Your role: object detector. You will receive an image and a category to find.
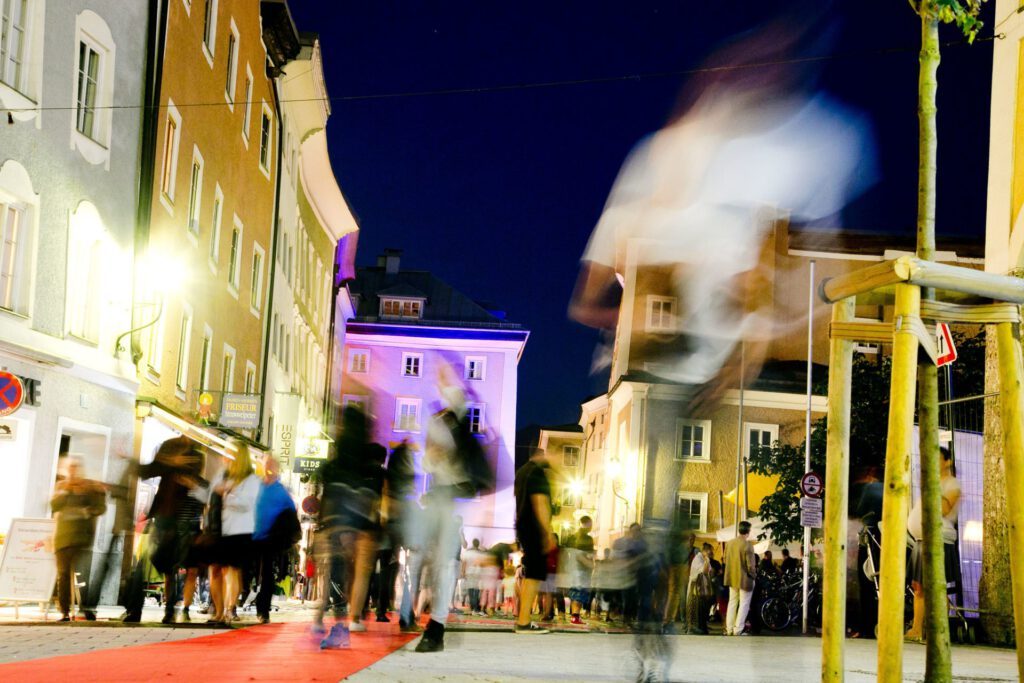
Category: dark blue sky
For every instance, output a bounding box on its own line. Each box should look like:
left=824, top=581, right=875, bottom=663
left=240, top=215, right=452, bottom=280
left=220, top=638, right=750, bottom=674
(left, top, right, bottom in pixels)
left=288, top=1, right=994, bottom=429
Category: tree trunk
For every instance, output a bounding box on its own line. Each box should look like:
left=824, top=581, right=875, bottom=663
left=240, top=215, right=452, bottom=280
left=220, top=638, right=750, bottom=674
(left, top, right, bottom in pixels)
left=981, top=327, right=1016, bottom=644
left=916, top=15, right=952, bottom=681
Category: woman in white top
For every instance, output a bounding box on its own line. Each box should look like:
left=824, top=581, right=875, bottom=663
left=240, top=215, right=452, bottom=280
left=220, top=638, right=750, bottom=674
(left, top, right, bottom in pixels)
left=208, top=440, right=261, bottom=624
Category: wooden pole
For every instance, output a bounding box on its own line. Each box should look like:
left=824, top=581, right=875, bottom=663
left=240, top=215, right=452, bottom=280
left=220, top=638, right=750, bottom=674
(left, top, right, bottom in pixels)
left=822, top=297, right=854, bottom=682
left=995, top=321, right=1024, bottom=680
left=877, top=283, right=920, bottom=683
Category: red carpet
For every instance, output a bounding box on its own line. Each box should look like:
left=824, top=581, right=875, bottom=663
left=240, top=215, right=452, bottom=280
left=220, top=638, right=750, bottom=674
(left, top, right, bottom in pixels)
left=0, top=622, right=416, bottom=682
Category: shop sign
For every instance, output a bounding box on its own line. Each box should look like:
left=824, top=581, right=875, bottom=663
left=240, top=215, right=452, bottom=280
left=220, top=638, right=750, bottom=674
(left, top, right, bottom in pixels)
left=293, top=456, right=324, bottom=475
left=0, top=419, right=16, bottom=441
left=219, top=393, right=260, bottom=429
left=275, top=394, right=300, bottom=468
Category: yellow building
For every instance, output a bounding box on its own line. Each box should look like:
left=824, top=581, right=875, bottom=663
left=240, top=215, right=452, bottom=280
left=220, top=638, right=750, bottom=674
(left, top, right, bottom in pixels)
left=131, top=0, right=298, bottom=460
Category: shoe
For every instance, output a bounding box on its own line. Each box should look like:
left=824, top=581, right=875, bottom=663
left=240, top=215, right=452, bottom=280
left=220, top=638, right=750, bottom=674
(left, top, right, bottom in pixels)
left=320, top=623, right=350, bottom=649
left=161, top=611, right=175, bottom=625
left=180, top=607, right=191, bottom=623
left=514, top=623, right=550, bottom=634
left=570, top=615, right=583, bottom=625
left=415, top=619, right=445, bottom=653
left=59, top=614, right=71, bottom=622
left=375, top=614, right=390, bottom=623
left=120, top=612, right=141, bottom=623
left=400, top=619, right=423, bottom=633
left=83, top=611, right=97, bottom=622
left=349, top=621, right=367, bottom=632
left=257, top=614, right=269, bottom=625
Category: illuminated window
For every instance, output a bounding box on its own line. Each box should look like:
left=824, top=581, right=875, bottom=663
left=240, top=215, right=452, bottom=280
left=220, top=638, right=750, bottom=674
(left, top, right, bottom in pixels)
left=676, top=419, right=711, bottom=462
left=65, top=202, right=105, bottom=341
left=465, top=356, right=485, bottom=381
left=348, top=349, right=369, bottom=374
left=224, top=19, right=238, bottom=105
left=401, top=352, right=422, bottom=378
left=227, top=215, right=242, bottom=292
left=563, top=445, right=580, bottom=468
left=159, top=101, right=182, bottom=205
left=186, top=147, right=204, bottom=235
left=395, top=397, right=421, bottom=433
left=244, top=361, right=256, bottom=393
left=676, top=492, right=708, bottom=532
left=241, top=65, right=253, bottom=140
left=259, top=103, right=272, bottom=174
left=646, top=295, right=675, bottom=332
left=198, top=327, right=212, bottom=391
left=208, top=184, right=222, bottom=267
left=249, top=243, right=264, bottom=314
left=221, top=344, right=235, bottom=393
left=381, top=297, right=423, bottom=320
left=175, top=304, right=193, bottom=393
left=467, top=404, right=484, bottom=434
left=201, top=0, right=217, bottom=58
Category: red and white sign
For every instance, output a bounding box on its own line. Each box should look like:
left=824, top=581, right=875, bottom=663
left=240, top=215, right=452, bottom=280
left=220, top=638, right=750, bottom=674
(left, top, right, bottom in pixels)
left=936, top=323, right=957, bottom=367
left=0, top=372, right=24, bottom=417
left=800, top=471, right=824, bottom=499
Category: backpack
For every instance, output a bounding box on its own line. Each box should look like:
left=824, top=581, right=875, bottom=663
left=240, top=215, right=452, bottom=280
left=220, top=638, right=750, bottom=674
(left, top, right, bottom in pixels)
left=452, top=412, right=494, bottom=496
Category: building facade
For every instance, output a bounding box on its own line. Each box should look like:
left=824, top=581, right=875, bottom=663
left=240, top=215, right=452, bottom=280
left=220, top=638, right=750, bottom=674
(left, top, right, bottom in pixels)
left=339, top=251, right=528, bottom=545
left=263, top=33, right=358, bottom=493
left=0, top=0, right=148, bottom=589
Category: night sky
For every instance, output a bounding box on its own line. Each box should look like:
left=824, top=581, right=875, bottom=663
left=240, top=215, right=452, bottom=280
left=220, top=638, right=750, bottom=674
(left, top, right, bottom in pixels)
left=287, top=1, right=995, bottom=429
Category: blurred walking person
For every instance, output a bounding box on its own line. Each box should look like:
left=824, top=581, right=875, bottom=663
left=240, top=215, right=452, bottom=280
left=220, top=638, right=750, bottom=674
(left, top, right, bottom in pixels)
left=253, top=456, right=300, bottom=623
left=51, top=457, right=107, bottom=621
left=686, top=543, right=713, bottom=634
left=209, top=440, right=260, bottom=624
left=514, top=447, right=554, bottom=635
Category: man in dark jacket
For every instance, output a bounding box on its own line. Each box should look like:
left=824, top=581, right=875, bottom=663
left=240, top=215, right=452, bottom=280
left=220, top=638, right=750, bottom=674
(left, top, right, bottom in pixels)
left=51, top=457, right=107, bottom=621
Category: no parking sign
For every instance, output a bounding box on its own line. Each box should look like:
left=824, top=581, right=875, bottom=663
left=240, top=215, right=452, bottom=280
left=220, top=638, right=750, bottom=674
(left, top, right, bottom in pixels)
left=0, top=372, right=24, bottom=417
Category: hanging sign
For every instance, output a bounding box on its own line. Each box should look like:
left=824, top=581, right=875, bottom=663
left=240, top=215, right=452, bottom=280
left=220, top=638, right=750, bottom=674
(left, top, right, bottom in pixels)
left=936, top=323, right=957, bottom=367
left=0, top=372, right=24, bottom=417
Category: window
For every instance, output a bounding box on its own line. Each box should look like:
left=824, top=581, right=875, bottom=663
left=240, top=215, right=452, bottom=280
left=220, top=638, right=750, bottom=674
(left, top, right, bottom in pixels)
left=186, top=147, right=203, bottom=236
left=175, top=304, right=193, bottom=393
left=381, top=297, right=423, bottom=319
left=467, top=404, right=484, bottom=434
left=646, top=295, right=676, bottom=332
left=343, top=395, right=368, bottom=412
left=198, top=326, right=212, bottom=391
left=71, top=12, right=115, bottom=166
left=0, top=160, right=36, bottom=317
left=676, top=492, right=708, bottom=532
left=348, top=348, right=369, bottom=374
left=1, top=0, right=28, bottom=92
left=244, top=361, right=256, bottom=394
left=221, top=344, right=235, bottom=393
left=146, top=300, right=164, bottom=376
left=401, top=352, right=422, bottom=378
left=745, top=423, right=779, bottom=459
left=227, top=215, right=242, bottom=293
left=224, top=20, right=238, bottom=105
left=159, top=100, right=182, bottom=208
left=241, top=65, right=253, bottom=141
left=201, top=0, right=217, bottom=59
left=65, top=202, right=106, bottom=341
left=74, top=42, right=99, bottom=139
left=259, top=103, right=272, bottom=175
left=395, top=398, right=421, bottom=433
left=249, top=243, right=264, bottom=314
left=465, top=356, right=485, bottom=381
left=208, top=184, right=222, bottom=268
left=676, top=418, right=711, bottom=461
left=563, top=445, right=580, bottom=468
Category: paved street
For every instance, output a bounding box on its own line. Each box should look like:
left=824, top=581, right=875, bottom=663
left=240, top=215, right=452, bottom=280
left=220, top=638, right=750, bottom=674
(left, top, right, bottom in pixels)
left=0, top=613, right=1016, bottom=682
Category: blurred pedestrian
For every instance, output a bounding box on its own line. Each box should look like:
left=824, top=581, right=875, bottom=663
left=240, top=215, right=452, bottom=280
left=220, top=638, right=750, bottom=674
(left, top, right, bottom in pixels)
left=209, top=440, right=260, bottom=625
left=253, top=456, right=300, bottom=624
left=686, top=543, right=713, bottom=634
left=514, top=447, right=555, bottom=635
left=566, top=516, right=595, bottom=624
left=50, top=457, right=107, bottom=621
left=724, top=520, right=756, bottom=636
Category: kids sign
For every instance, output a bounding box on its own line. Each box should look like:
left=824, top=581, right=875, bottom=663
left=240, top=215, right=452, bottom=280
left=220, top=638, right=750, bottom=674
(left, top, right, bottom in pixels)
left=0, top=372, right=25, bottom=417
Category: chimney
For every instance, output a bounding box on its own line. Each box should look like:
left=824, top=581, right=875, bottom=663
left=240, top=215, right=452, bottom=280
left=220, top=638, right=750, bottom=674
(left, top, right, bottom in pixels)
left=382, top=248, right=402, bottom=275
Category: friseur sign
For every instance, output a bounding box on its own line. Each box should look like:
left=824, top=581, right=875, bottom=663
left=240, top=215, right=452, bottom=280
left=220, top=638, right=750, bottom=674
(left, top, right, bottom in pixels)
left=219, top=393, right=260, bottom=429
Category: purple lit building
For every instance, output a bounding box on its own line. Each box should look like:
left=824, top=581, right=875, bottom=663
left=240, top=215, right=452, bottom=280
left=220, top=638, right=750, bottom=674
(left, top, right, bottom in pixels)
left=336, top=250, right=529, bottom=545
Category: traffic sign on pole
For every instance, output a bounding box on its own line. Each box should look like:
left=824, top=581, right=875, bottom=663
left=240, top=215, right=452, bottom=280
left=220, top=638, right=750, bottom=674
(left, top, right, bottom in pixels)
left=0, top=372, right=24, bottom=417
left=800, top=471, right=824, bottom=499
left=936, top=323, right=957, bottom=367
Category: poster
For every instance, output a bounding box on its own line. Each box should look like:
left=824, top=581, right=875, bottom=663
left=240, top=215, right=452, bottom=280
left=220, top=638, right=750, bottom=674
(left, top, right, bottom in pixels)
left=0, top=518, right=57, bottom=601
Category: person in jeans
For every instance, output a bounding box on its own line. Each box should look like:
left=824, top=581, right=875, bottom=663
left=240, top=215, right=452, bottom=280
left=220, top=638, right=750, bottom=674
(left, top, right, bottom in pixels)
left=50, top=457, right=107, bottom=621
left=253, top=456, right=299, bottom=624
left=724, top=520, right=757, bottom=635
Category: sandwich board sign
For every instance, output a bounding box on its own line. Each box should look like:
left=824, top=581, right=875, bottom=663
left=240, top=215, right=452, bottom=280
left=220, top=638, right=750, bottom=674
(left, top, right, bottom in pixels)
left=0, top=518, right=57, bottom=616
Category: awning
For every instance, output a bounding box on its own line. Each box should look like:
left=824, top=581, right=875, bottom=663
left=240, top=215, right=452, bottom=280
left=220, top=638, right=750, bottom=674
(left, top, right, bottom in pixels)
left=137, top=399, right=267, bottom=460
left=723, top=472, right=781, bottom=512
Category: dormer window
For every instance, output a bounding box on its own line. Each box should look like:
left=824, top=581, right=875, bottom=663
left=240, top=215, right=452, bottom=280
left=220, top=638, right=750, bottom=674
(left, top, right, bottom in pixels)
left=381, top=297, right=424, bottom=320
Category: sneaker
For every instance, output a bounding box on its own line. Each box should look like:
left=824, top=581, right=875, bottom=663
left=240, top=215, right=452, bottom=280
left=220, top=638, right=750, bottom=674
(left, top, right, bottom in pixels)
left=83, top=611, right=97, bottom=622
left=59, top=615, right=71, bottom=622
left=257, top=614, right=269, bottom=625
left=514, top=623, right=550, bottom=634
left=415, top=620, right=445, bottom=653
left=399, top=619, right=423, bottom=633
left=180, top=607, right=191, bottom=623
left=349, top=621, right=367, bottom=632
left=375, top=614, right=390, bottom=623
left=161, top=611, right=175, bottom=625
left=320, top=623, right=350, bottom=649
left=570, top=615, right=583, bottom=625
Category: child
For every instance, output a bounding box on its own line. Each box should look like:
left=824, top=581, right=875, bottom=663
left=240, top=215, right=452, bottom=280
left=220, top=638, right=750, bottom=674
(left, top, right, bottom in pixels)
left=501, top=563, right=517, bottom=615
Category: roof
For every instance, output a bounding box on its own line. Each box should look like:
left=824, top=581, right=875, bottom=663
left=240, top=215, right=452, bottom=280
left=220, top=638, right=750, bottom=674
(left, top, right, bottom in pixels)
left=788, top=227, right=983, bottom=259
left=616, top=360, right=829, bottom=396
left=350, top=265, right=524, bottom=329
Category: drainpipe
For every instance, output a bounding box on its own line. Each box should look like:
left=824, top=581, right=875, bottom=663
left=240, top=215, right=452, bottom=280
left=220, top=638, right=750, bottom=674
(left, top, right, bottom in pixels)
left=257, top=76, right=287, bottom=446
